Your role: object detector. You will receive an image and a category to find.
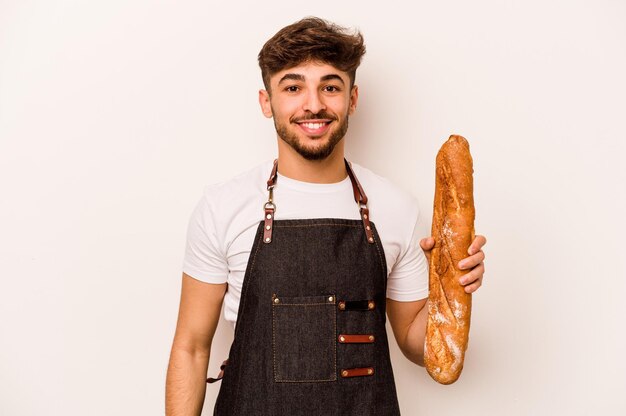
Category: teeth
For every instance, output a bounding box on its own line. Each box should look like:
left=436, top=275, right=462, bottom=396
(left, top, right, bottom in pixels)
left=302, top=122, right=324, bottom=129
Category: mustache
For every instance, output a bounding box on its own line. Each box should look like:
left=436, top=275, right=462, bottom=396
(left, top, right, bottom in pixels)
left=291, top=111, right=337, bottom=123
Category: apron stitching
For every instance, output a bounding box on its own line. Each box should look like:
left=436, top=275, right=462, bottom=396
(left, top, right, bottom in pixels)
left=272, top=304, right=277, bottom=381
left=271, top=300, right=338, bottom=382
left=274, top=224, right=361, bottom=228
left=271, top=379, right=337, bottom=383
left=236, top=228, right=264, bottom=336
left=372, top=232, right=386, bottom=277
left=272, top=303, right=331, bottom=306
left=231, top=226, right=265, bottom=411
left=333, top=299, right=337, bottom=381
left=368, top=223, right=387, bottom=278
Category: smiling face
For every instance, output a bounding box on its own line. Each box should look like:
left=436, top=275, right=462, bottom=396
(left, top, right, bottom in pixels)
left=259, top=61, right=358, bottom=161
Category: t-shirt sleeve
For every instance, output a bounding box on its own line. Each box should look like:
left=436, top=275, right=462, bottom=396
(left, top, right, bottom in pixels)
left=181, top=192, right=229, bottom=284
left=386, top=203, right=429, bottom=301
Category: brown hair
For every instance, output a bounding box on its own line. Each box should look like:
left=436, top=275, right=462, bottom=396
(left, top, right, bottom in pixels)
left=258, top=17, right=366, bottom=91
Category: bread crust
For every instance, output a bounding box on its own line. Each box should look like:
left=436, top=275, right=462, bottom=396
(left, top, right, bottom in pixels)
left=424, top=135, right=475, bottom=385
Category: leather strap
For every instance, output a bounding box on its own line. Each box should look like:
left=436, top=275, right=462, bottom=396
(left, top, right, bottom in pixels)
left=206, top=359, right=229, bottom=383
left=263, top=159, right=278, bottom=244
left=344, top=159, right=374, bottom=243
left=266, top=158, right=279, bottom=189
left=338, top=299, right=376, bottom=311
left=340, top=367, right=375, bottom=378
left=264, top=158, right=375, bottom=244
left=263, top=206, right=274, bottom=243
left=344, top=159, right=368, bottom=206
left=338, top=334, right=375, bottom=343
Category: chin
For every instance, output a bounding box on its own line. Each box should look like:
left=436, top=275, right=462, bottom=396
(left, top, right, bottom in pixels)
left=277, top=122, right=346, bottom=161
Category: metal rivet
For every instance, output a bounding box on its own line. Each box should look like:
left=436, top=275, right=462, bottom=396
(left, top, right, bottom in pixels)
left=273, top=297, right=280, bottom=304
left=328, top=296, right=334, bottom=302
left=368, top=301, right=375, bottom=310
left=265, top=237, right=271, bottom=242
left=339, top=336, right=345, bottom=342
left=338, top=302, right=345, bottom=310
left=265, top=225, right=271, bottom=230
left=366, top=225, right=371, bottom=230
left=367, top=368, right=373, bottom=375
left=341, top=370, right=348, bottom=377
left=266, top=214, right=272, bottom=219
left=368, top=237, right=374, bottom=243
left=369, top=335, right=375, bottom=341
left=363, top=214, right=368, bottom=219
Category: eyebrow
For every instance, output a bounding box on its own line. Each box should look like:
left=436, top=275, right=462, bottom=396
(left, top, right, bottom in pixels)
left=277, top=73, right=346, bottom=85
left=278, top=73, right=305, bottom=84
left=320, top=74, right=345, bottom=85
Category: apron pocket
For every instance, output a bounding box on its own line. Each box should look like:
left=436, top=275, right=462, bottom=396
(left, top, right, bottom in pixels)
left=271, top=294, right=337, bottom=382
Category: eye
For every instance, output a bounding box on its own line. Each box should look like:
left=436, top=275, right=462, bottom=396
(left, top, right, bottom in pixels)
left=323, top=85, right=341, bottom=93
left=285, top=85, right=300, bottom=93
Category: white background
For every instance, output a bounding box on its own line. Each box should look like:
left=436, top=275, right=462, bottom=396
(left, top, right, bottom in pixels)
left=1, top=0, right=625, bottom=415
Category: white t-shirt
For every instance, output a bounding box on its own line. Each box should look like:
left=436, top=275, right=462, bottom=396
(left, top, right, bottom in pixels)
left=182, top=160, right=429, bottom=327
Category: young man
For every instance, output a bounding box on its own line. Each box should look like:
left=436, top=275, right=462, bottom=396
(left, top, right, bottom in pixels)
left=166, top=17, right=486, bottom=415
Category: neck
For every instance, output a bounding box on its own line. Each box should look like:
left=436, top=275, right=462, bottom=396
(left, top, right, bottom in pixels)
left=276, top=140, right=347, bottom=183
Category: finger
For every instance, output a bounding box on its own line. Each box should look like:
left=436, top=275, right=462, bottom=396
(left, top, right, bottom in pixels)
left=468, top=235, right=487, bottom=255
left=458, top=250, right=485, bottom=270
left=419, top=237, right=435, bottom=251
left=464, top=278, right=483, bottom=293
left=459, top=262, right=484, bottom=287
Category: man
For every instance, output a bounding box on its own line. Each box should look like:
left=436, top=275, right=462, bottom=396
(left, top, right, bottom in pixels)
left=166, top=17, right=486, bottom=415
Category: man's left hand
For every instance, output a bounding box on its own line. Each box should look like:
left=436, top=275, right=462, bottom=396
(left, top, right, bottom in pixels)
left=419, top=235, right=487, bottom=294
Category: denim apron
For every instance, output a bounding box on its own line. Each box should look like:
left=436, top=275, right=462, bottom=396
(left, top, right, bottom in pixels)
left=212, top=159, right=401, bottom=415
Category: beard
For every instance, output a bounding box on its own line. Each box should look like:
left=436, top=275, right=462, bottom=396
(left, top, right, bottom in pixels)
left=273, top=110, right=349, bottom=161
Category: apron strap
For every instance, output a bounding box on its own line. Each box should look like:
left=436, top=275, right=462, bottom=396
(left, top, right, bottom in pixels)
left=345, top=160, right=375, bottom=244
left=206, top=359, right=229, bottom=383
left=263, top=159, right=278, bottom=244
left=263, top=158, right=375, bottom=244
left=344, top=159, right=367, bottom=206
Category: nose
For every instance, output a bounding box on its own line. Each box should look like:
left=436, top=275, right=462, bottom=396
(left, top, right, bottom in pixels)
left=302, top=90, right=326, bottom=114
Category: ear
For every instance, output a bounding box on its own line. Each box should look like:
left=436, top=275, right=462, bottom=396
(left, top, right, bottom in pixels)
left=259, top=89, right=273, bottom=118
left=348, top=85, right=359, bottom=115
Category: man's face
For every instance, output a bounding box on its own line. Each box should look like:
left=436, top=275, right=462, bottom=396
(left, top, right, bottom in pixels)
left=259, top=61, right=358, bottom=161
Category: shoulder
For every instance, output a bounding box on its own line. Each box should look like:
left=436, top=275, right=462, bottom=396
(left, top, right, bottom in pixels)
left=202, top=159, right=273, bottom=194
left=198, top=160, right=273, bottom=209
left=190, top=160, right=273, bottom=242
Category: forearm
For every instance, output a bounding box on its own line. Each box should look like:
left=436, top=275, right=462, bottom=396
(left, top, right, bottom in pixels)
left=387, top=297, right=429, bottom=366
left=166, top=276, right=226, bottom=415
left=165, top=345, right=210, bottom=416
left=397, top=299, right=429, bottom=367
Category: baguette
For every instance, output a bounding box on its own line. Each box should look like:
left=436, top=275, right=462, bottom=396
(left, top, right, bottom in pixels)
left=424, top=134, right=475, bottom=385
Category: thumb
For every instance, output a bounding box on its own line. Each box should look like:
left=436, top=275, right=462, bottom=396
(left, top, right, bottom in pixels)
left=420, top=237, right=435, bottom=251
